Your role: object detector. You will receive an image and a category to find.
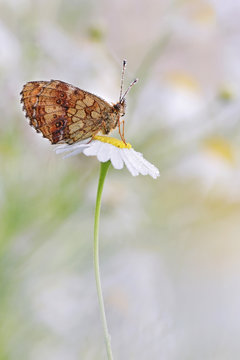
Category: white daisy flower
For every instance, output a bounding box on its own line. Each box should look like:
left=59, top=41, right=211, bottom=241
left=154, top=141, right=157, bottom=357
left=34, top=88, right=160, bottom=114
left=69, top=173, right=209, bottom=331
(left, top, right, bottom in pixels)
left=55, top=136, right=160, bottom=179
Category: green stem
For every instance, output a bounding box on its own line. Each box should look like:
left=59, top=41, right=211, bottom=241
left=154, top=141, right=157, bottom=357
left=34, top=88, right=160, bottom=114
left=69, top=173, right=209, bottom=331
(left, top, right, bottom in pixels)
left=94, top=160, right=113, bottom=360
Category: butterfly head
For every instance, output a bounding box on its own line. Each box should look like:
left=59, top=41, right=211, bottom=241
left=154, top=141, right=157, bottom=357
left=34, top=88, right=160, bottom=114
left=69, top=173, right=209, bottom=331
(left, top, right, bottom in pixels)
left=113, top=100, right=126, bottom=117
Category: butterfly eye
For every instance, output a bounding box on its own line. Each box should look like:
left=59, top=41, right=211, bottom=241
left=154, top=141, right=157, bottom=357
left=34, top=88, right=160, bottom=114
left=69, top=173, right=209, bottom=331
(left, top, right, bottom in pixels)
left=113, top=104, right=120, bottom=111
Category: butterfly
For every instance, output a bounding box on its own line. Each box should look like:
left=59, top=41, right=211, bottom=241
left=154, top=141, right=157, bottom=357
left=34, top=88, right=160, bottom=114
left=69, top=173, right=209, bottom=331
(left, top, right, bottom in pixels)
left=20, top=60, right=137, bottom=145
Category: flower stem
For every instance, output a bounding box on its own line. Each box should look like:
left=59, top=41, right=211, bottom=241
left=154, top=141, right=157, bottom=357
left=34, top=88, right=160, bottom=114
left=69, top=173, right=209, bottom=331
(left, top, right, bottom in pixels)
left=94, top=160, right=113, bottom=360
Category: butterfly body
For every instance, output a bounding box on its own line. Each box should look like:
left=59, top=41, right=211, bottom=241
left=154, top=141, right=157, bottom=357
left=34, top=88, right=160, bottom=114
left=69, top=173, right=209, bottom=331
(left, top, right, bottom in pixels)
left=20, top=80, right=125, bottom=145
left=20, top=61, right=137, bottom=145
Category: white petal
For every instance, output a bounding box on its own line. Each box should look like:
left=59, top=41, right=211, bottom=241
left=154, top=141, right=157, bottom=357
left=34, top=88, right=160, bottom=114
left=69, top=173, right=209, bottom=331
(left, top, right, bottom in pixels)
left=55, top=138, right=160, bottom=179
left=130, top=150, right=153, bottom=174
left=110, top=145, right=124, bottom=169
left=132, top=150, right=160, bottom=178
left=128, top=149, right=149, bottom=175
left=55, top=139, right=90, bottom=156
left=96, top=143, right=111, bottom=162
left=55, top=145, right=88, bottom=158
left=62, top=147, right=86, bottom=158
left=120, top=148, right=140, bottom=176
left=83, top=141, right=102, bottom=156
left=55, top=144, right=74, bottom=154
left=121, top=148, right=160, bottom=179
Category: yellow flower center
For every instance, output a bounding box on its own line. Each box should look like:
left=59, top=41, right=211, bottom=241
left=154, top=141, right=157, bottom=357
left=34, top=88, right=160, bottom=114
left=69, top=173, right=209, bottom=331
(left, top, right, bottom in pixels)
left=93, top=135, right=132, bottom=149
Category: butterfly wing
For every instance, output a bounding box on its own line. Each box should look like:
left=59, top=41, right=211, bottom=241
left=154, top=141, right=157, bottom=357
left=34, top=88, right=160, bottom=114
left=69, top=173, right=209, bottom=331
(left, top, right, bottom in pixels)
left=20, top=80, right=113, bottom=144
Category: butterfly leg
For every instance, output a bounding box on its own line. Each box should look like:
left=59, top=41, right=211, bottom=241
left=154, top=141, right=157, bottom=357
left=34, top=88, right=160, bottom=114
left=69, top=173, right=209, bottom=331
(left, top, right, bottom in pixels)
left=121, top=119, right=125, bottom=141
left=89, top=134, right=98, bottom=143
left=118, top=118, right=126, bottom=145
left=87, top=137, right=94, bottom=144
left=90, top=128, right=104, bottom=142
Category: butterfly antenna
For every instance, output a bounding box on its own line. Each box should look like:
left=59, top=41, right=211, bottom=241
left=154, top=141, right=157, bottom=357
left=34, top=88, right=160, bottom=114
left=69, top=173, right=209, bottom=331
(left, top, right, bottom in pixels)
left=120, top=78, right=138, bottom=102
left=119, top=59, right=127, bottom=102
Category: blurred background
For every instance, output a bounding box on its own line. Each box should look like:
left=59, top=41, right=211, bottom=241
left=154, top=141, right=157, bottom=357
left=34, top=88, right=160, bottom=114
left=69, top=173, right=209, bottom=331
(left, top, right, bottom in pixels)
left=1, top=0, right=240, bottom=359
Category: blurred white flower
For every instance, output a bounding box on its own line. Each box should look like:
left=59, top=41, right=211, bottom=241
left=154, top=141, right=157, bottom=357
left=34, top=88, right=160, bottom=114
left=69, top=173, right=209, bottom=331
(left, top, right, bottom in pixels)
left=55, top=136, right=160, bottom=179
